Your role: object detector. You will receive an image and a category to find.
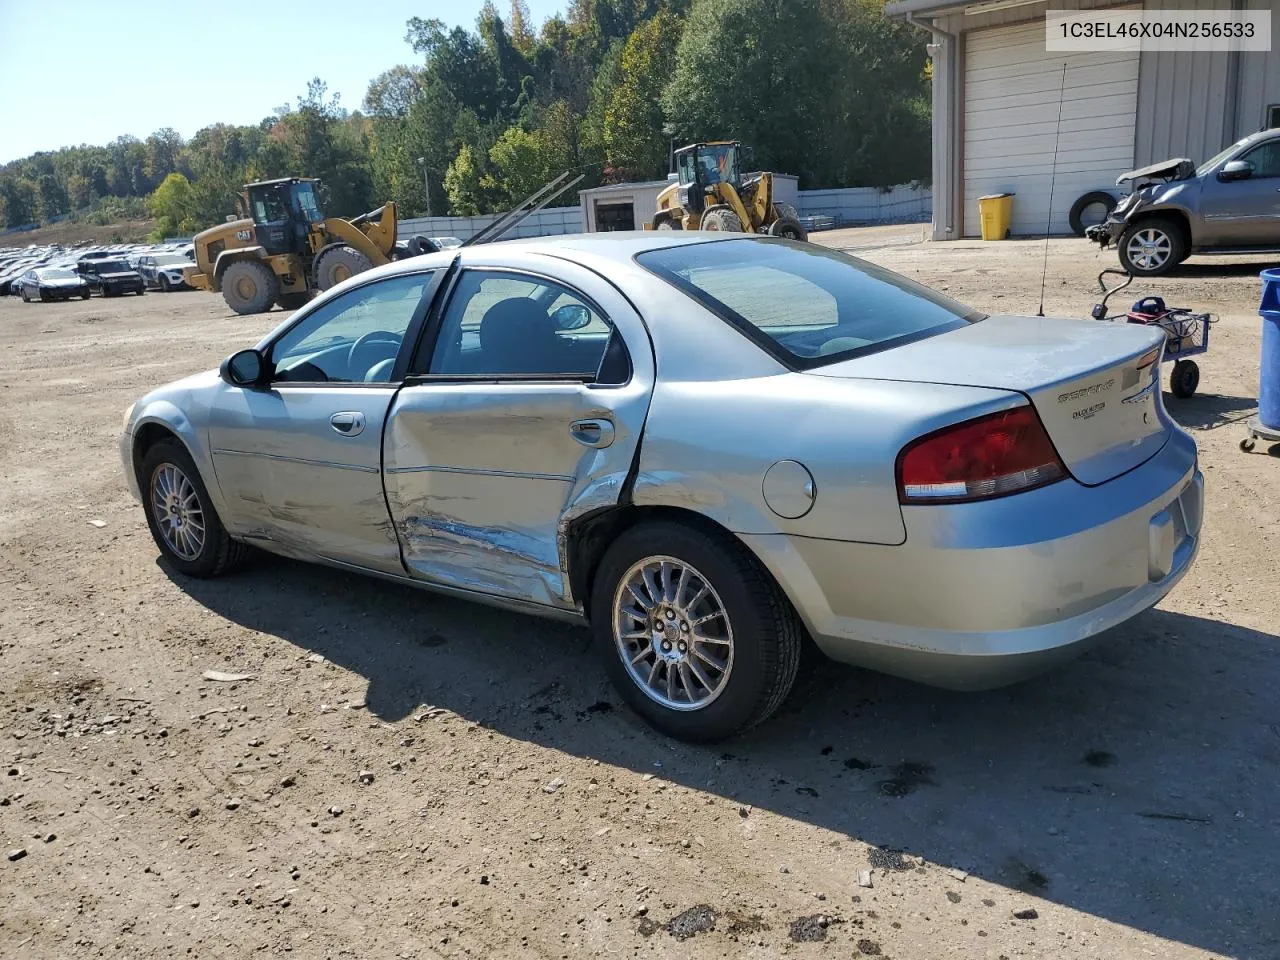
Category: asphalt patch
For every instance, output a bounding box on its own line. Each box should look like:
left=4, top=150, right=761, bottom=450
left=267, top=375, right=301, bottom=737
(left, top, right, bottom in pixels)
left=1007, top=858, right=1050, bottom=893
left=417, top=633, right=448, bottom=647
left=868, top=847, right=912, bottom=871
left=788, top=915, right=830, bottom=942
left=795, top=786, right=819, bottom=798
left=857, top=940, right=883, bottom=956
left=877, top=761, right=935, bottom=797
left=946, top=891, right=962, bottom=903
left=844, top=757, right=874, bottom=770
left=636, top=917, right=659, bottom=937
left=820, top=745, right=833, bottom=755
left=1083, top=750, right=1116, bottom=767
left=666, top=905, right=717, bottom=941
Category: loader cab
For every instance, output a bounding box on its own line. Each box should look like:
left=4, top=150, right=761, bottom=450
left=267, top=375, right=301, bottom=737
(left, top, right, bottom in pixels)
left=675, top=142, right=742, bottom=190
left=245, top=178, right=324, bottom=256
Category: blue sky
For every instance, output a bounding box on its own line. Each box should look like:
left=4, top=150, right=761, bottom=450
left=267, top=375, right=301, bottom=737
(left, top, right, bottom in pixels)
left=0, top=0, right=565, bottom=163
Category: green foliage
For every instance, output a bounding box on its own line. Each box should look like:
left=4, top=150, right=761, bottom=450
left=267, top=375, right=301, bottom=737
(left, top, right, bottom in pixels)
left=663, top=0, right=929, bottom=188
left=147, top=173, right=199, bottom=240
left=1, top=0, right=928, bottom=229
left=605, top=10, right=684, bottom=180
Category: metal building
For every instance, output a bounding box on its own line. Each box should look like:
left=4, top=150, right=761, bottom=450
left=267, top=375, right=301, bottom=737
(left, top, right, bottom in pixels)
left=886, top=0, right=1280, bottom=239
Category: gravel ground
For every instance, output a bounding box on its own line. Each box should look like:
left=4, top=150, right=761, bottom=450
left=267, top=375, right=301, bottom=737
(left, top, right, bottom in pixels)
left=1, top=228, right=1277, bottom=960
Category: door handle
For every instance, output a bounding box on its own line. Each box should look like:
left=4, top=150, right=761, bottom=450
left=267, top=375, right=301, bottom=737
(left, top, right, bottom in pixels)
left=330, top=411, right=365, bottom=437
left=569, top=418, right=615, bottom=448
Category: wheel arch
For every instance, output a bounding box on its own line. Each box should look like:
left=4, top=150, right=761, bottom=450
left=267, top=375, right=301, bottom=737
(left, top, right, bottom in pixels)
left=1127, top=207, right=1192, bottom=245
left=129, top=408, right=231, bottom=525
left=211, top=247, right=270, bottom=290
left=563, top=504, right=790, bottom=620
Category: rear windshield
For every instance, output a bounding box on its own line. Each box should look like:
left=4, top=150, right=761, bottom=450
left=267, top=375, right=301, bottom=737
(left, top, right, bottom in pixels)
left=636, top=238, right=983, bottom=368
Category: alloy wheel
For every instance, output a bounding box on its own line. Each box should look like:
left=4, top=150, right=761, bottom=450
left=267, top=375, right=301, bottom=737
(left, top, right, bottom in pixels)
left=150, top=463, right=205, bottom=561
left=1126, top=227, right=1172, bottom=271
left=612, top=556, right=734, bottom=711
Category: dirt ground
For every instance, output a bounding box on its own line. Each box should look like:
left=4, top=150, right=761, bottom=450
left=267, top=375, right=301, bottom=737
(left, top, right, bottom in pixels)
left=2, top=227, right=1277, bottom=960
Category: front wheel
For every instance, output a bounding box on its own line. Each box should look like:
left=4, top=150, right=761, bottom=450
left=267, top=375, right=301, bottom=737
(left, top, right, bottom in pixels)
left=160, top=276, right=171, bottom=292
left=590, top=521, right=802, bottom=742
left=1170, top=359, right=1200, bottom=399
left=699, top=206, right=744, bottom=233
left=1119, top=218, right=1186, bottom=277
left=314, top=245, right=373, bottom=291
left=140, top=439, right=250, bottom=578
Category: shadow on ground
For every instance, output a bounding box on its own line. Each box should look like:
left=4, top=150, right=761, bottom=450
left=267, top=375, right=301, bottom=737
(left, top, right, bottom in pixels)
left=1167, top=391, right=1257, bottom=430
left=166, top=557, right=1280, bottom=958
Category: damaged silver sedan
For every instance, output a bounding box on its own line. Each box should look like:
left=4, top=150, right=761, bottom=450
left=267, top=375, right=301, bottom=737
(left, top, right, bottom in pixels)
left=122, top=233, right=1202, bottom=740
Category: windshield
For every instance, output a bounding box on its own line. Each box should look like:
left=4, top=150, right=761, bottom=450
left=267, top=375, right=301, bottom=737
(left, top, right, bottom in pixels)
left=1197, top=139, right=1247, bottom=177
left=637, top=238, right=983, bottom=369
left=97, top=261, right=130, bottom=272
left=37, top=268, right=77, bottom=280
left=153, top=254, right=188, bottom=266
left=295, top=182, right=322, bottom=222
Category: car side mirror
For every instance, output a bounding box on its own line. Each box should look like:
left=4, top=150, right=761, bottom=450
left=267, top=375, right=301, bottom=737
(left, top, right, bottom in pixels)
left=220, top=348, right=269, bottom=387
left=551, top=304, right=591, bottom=331
left=1219, top=159, right=1253, bottom=181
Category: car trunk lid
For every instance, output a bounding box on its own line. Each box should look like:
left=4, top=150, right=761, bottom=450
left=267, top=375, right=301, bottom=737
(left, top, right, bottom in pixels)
left=812, top=315, right=1170, bottom=486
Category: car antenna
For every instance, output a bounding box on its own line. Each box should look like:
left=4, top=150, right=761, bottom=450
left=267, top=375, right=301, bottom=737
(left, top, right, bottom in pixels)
left=1037, top=62, right=1068, bottom=318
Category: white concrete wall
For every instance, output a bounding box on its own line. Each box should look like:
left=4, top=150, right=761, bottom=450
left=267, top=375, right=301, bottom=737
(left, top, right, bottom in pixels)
left=398, top=207, right=583, bottom=242
left=797, top=184, right=932, bottom=224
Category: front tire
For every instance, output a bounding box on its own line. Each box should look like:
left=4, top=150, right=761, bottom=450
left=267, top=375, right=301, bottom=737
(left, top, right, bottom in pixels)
left=314, top=246, right=373, bottom=291
left=699, top=206, right=744, bottom=233
left=160, top=276, right=171, bottom=292
left=1119, top=218, right=1186, bottom=277
left=590, top=521, right=802, bottom=742
left=768, top=202, right=808, bottom=241
left=220, top=260, right=279, bottom=315
left=140, top=439, right=250, bottom=578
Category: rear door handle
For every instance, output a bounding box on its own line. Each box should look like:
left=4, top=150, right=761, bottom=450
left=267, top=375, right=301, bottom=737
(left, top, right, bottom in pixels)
left=569, top=418, right=615, bottom=448
left=330, top=412, right=365, bottom=436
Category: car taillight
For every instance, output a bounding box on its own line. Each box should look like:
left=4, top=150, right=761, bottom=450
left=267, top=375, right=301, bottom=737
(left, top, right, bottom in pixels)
left=896, top=405, right=1066, bottom=504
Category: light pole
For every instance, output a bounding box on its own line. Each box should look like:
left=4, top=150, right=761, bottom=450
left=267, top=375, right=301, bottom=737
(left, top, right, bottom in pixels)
left=416, top=157, right=431, bottom=217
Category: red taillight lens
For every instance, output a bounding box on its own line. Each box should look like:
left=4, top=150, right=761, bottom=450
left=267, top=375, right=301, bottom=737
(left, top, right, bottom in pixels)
left=896, top=405, right=1066, bottom=504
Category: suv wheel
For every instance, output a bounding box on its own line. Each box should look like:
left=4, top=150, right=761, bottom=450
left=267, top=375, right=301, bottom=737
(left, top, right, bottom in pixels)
left=1119, top=218, right=1186, bottom=277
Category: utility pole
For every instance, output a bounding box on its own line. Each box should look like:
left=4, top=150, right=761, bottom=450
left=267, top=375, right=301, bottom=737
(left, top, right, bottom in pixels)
left=416, top=157, right=431, bottom=217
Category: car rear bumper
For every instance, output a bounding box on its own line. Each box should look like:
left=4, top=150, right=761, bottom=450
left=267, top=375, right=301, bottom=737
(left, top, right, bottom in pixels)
left=742, top=427, right=1202, bottom=690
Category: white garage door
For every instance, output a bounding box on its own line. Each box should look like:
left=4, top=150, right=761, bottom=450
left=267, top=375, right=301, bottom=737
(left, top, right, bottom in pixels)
left=963, top=16, right=1139, bottom=237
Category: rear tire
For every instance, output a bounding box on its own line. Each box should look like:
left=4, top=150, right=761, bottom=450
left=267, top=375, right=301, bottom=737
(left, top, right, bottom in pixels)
left=139, top=439, right=250, bottom=578
left=699, top=206, right=744, bottom=233
left=590, top=520, right=803, bottom=742
left=314, top=246, right=373, bottom=291
left=276, top=291, right=311, bottom=311
left=220, top=260, right=279, bottom=315
left=768, top=207, right=808, bottom=241
left=1170, top=359, right=1200, bottom=399
left=1119, top=217, right=1186, bottom=277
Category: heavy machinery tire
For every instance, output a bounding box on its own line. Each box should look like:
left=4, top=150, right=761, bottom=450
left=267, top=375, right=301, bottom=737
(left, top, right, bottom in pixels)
left=768, top=216, right=808, bottom=241
left=315, top=246, right=373, bottom=291
left=656, top=218, right=681, bottom=231
left=277, top=292, right=311, bottom=311
left=1068, top=191, right=1116, bottom=237
left=1170, top=359, right=1200, bottom=399
left=1118, top=217, right=1187, bottom=277
left=700, top=206, right=744, bottom=232
left=774, top=202, right=801, bottom=222
left=220, top=260, right=279, bottom=316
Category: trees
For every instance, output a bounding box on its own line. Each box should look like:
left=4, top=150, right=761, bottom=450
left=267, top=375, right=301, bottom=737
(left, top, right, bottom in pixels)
left=662, top=0, right=928, bottom=188
left=147, top=173, right=198, bottom=240
left=1, top=2, right=929, bottom=230
left=605, top=10, right=684, bottom=180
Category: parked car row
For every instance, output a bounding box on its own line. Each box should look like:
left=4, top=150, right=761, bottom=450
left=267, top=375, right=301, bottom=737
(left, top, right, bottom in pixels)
left=10, top=251, right=197, bottom=303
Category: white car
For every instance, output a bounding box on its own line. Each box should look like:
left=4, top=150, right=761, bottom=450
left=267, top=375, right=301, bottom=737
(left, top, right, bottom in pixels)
left=137, top=253, right=192, bottom=291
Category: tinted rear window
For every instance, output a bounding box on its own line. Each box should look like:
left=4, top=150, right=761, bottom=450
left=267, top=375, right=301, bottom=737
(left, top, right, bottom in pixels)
left=636, top=238, right=983, bottom=368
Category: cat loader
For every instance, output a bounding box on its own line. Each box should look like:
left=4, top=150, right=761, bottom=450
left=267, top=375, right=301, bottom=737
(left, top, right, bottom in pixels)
left=186, top=177, right=439, bottom=316
left=647, top=141, right=806, bottom=240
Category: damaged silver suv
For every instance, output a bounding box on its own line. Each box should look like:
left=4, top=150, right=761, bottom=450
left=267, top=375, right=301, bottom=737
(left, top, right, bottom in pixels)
left=1087, top=128, right=1280, bottom=277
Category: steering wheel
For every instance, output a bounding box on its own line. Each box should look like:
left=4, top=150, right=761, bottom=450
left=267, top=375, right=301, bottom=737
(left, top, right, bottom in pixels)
left=347, top=330, right=403, bottom=380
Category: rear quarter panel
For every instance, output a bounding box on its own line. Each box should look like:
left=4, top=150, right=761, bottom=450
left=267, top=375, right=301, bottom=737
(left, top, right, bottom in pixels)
left=633, top=372, right=1026, bottom=545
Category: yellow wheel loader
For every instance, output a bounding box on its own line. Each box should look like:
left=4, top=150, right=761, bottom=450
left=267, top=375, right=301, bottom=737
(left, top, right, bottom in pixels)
left=648, top=141, right=807, bottom=240
left=185, top=177, right=439, bottom=316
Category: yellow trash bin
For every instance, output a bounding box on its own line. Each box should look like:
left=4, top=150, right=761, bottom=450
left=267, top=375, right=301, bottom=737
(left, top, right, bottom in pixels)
left=977, top=193, right=1014, bottom=241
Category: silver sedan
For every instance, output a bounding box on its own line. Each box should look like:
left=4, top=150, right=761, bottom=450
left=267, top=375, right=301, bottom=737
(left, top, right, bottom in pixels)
left=120, top=234, right=1202, bottom=741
